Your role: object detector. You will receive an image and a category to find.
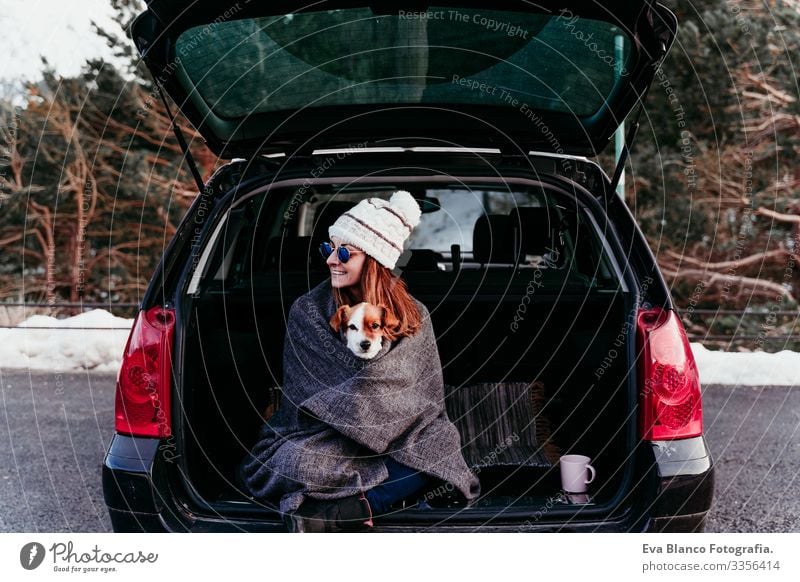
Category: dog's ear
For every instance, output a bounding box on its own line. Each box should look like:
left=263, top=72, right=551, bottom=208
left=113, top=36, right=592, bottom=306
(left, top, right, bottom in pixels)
left=329, top=305, right=350, bottom=332
left=380, top=305, right=401, bottom=338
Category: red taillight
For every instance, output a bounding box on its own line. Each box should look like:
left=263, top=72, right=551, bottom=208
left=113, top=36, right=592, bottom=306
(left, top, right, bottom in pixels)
left=637, top=307, right=703, bottom=440
left=115, top=306, right=175, bottom=438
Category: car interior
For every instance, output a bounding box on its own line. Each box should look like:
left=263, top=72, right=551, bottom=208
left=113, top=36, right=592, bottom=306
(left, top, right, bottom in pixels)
left=181, top=184, right=635, bottom=516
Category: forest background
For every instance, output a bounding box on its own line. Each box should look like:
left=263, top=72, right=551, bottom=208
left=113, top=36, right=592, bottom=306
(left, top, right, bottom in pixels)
left=1, top=0, right=798, bottom=349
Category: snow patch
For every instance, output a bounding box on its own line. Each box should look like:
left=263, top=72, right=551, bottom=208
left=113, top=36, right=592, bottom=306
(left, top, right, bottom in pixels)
left=690, top=343, right=799, bottom=387
left=0, top=310, right=797, bottom=386
left=0, top=309, right=132, bottom=373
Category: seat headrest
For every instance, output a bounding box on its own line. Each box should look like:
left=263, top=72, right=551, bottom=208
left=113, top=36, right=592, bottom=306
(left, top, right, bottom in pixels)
left=265, top=236, right=320, bottom=271
left=508, top=207, right=559, bottom=258
left=472, top=214, right=514, bottom=263
left=402, top=249, right=443, bottom=271
left=311, top=201, right=356, bottom=242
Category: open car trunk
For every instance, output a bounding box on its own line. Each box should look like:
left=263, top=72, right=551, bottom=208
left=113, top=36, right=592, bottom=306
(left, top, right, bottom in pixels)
left=175, top=174, right=639, bottom=526
left=133, top=1, right=677, bottom=160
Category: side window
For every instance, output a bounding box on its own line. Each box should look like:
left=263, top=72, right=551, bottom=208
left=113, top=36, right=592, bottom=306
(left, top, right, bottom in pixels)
left=576, top=210, right=616, bottom=285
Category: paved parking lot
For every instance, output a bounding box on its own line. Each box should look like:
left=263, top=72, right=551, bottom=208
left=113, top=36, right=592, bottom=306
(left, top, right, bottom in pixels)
left=0, top=370, right=115, bottom=532
left=0, top=370, right=797, bottom=532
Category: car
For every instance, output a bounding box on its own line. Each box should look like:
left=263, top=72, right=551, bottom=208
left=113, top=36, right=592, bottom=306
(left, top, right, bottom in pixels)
left=103, top=0, right=713, bottom=532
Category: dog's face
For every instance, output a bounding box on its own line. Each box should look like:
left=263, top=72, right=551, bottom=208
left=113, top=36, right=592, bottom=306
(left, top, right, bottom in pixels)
left=329, top=302, right=399, bottom=359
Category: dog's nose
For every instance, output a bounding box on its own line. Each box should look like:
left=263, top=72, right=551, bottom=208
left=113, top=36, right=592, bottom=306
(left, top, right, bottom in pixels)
left=359, top=340, right=371, bottom=351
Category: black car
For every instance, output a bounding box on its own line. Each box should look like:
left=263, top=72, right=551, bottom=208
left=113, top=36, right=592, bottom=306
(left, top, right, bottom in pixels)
left=103, top=0, right=713, bottom=532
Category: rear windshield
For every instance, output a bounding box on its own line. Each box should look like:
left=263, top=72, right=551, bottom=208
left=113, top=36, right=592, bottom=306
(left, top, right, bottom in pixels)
left=190, top=184, right=618, bottom=292
left=175, top=7, right=633, bottom=119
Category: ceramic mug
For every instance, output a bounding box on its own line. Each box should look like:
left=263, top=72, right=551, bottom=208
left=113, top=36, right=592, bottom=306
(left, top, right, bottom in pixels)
left=559, top=454, right=596, bottom=493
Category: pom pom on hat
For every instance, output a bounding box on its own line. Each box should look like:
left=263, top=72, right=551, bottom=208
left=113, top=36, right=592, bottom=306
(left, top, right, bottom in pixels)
left=328, top=190, right=423, bottom=270
left=389, top=190, right=422, bottom=229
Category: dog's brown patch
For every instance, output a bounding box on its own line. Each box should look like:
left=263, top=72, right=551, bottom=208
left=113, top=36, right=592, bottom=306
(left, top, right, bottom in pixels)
left=360, top=303, right=386, bottom=342
left=329, top=304, right=351, bottom=333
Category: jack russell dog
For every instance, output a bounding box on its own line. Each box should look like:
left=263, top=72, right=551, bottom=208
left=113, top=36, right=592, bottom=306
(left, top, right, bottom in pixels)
left=329, top=302, right=400, bottom=359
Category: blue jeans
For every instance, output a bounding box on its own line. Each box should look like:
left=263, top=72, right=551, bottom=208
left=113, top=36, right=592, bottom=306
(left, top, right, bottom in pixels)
left=365, top=457, right=430, bottom=514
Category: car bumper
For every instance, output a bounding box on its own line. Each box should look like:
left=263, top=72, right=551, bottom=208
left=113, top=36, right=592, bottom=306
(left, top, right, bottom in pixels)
left=645, top=436, right=714, bottom=532
left=103, top=433, right=714, bottom=533
left=102, top=434, right=169, bottom=532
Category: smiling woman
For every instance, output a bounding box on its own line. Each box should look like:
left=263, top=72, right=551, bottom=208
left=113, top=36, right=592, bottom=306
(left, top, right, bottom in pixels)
left=240, top=189, right=479, bottom=532
left=322, top=237, right=366, bottom=290
left=322, top=191, right=425, bottom=337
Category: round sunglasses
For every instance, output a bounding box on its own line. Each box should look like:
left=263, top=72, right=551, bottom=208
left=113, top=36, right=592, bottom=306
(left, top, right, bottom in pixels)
left=319, top=241, right=364, bottom=263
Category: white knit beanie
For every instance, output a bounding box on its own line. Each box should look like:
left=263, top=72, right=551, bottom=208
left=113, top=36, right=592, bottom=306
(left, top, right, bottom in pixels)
left=328, top=190, right=422, bottom=270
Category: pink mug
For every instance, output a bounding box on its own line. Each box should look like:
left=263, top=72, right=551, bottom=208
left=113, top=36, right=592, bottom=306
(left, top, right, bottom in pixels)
left=559, top=454, right=596, bottom=493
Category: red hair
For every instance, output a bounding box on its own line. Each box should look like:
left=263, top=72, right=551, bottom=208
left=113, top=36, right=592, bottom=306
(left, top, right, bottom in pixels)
left=332, top=256, right=421, bottom=341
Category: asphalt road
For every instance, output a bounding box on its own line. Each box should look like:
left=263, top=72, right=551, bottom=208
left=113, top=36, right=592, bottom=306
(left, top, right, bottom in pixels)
left=0, top=370, right=116, bottom=533
left=702, top=384, right=800, bottom=532
left=0, top=370, right=797, bottom=532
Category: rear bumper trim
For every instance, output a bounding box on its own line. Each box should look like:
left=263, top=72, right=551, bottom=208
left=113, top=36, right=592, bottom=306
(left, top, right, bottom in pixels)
left=649, top=436, right=714, bottom=524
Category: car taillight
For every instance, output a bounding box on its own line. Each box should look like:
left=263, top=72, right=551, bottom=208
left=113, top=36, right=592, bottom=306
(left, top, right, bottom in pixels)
left=115, top=306, right=175, bottom=438
left=637, top=307, right=703, bottom=440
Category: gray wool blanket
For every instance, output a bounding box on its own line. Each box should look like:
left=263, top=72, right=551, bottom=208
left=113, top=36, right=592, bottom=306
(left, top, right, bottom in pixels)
left=241, top=279, right=481, bottom=515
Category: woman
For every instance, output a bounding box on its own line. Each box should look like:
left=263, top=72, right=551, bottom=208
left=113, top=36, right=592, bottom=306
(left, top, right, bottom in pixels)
left=240, top=190, right=480, bottom=532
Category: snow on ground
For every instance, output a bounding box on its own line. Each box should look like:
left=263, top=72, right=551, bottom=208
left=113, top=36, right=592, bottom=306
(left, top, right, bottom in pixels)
left=690, top=343, right=798, bottom=387
left=0, top=310, right=797, bottom=386
left=0, top=310, right=132, bottom=373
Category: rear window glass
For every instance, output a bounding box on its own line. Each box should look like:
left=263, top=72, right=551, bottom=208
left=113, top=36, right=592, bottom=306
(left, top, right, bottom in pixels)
left=176, top=8, right=633, bottom=119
